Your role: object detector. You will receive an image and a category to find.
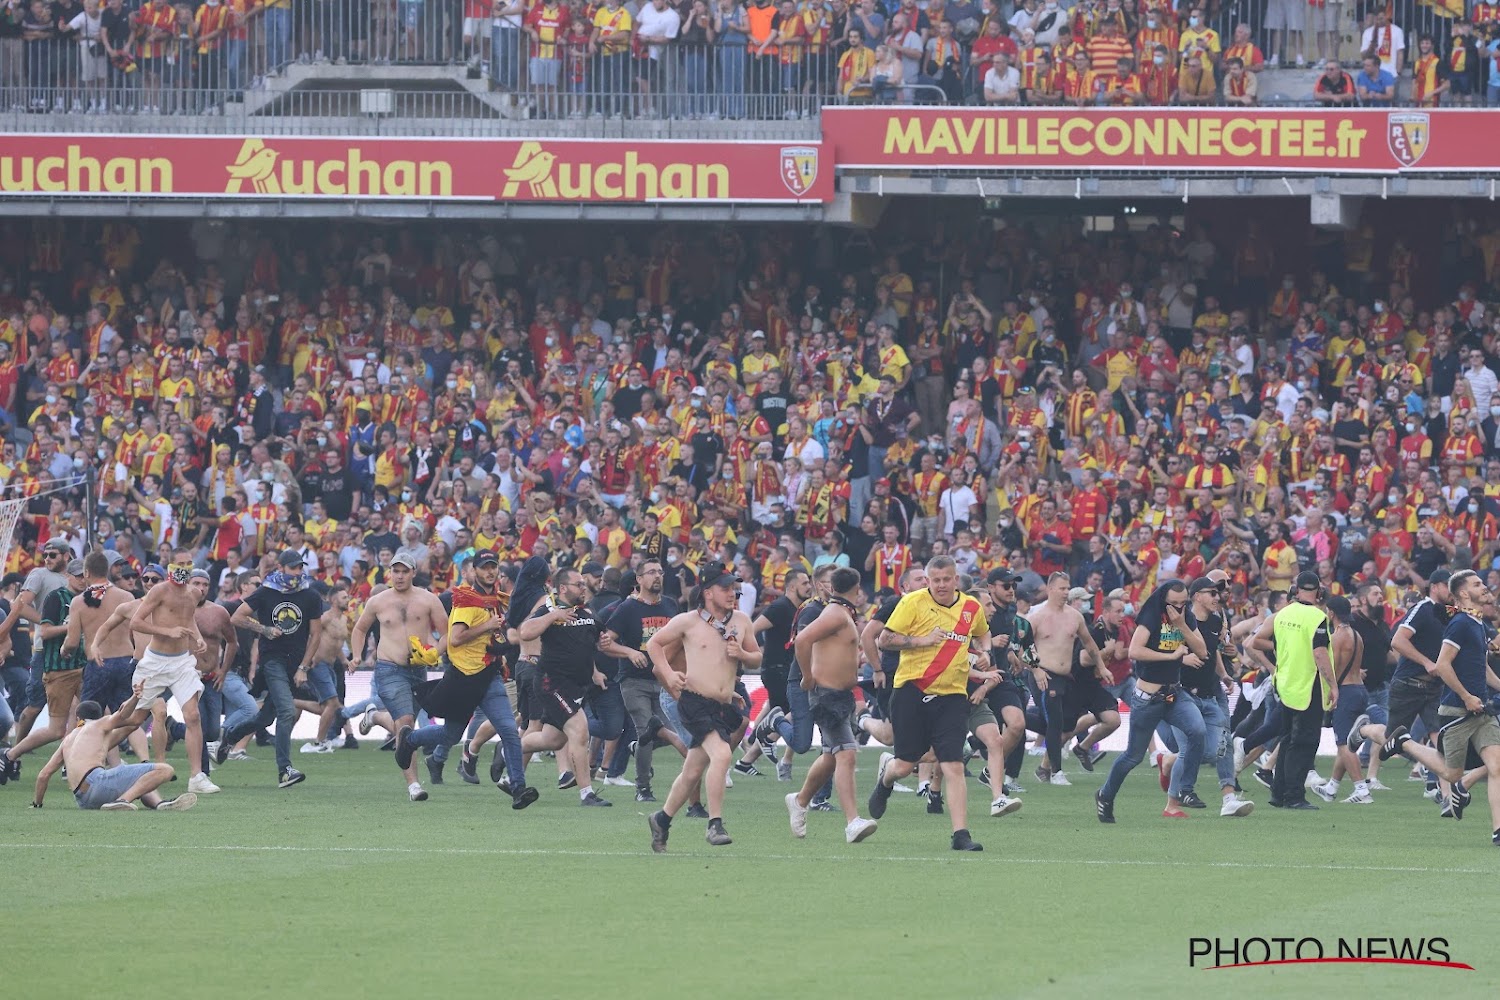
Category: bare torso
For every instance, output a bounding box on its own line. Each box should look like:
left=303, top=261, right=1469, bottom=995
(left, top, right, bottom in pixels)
left=680, top=612, right=747, bottom=702
left=809, top=605, right=860, bottom=691
left=193, top=603, right=234, bottom=675
left=1028, top=602, right=1082, bottom=676
left=60, top=719, right=116, bottom=790
left=368, top=586, right=444, bottom=665
left=515, top=596, right=547, bottom=658
left=76, top=585, right=137, bottom=661
left=315, top=609, right=349, bottom=666
left=140, top=582, right=202, bottom=656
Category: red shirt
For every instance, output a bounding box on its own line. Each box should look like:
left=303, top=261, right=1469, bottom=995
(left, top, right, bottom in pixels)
left=1070, top=488, right=1107, bottom=540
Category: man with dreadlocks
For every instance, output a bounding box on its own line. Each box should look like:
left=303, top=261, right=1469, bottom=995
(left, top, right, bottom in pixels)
left=645, top=562, right=762, bottom=851
left=411, top=550, right=538, bottom=809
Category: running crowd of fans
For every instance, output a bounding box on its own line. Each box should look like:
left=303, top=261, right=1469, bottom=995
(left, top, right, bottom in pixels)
left=3, top=0, right=1492, bottom=115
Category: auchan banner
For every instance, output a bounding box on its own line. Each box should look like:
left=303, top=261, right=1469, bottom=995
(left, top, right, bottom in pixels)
left=0, top=135, right=830, bottom=202
left=822, top=107, right=1487, bottom=174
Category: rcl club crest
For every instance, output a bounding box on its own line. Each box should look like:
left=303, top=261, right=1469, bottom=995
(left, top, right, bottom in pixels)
left=779, top=146, right=819, bottom=197
left=1386, top=113, right=1430, bottom=168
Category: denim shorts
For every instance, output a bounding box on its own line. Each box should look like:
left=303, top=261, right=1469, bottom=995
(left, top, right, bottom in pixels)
left=1330, top=683, right=1370, bottom=744
left=373, top=660, right=428, bottom=721
left=25, top=651, right=46, bottom=710
left=307, top=662, right=340, bottom=704
left=83, top=655, right=137, bottom=711
left=73, top=762, right=157, bottom=809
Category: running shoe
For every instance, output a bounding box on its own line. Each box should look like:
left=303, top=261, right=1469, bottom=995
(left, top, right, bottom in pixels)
left=786, top=792, right=808, bottom=837
left=1002, top=779, right=1025, bottom=796
left=1220, top=794, right=1254, bottom=817
left=1345, top=713, right=1372, bottom=752
left=775, top=759, right=792, bottom=782
left=490, top=745, right=506, bottom=785
left=299, top=741, right=333, bottom=754
left=101, top=800, right=140, bottom=811
left=1450, top=781, right=1472, bottom=821
left=845, top=817, right=878, bottom=843
left=557, top=770, right=577, bottom=790
left=408, top=782, right=428, bottom=802
left=187, top=773, right=220, bottom=795
left=1380, top=726, right=1411, bottom=761
left=1072, top=742, right=1104, bottom=772
left=809, top=800, right=833, bottom=811
left=1367, top=778, right=1392, bottom=791
left=926, top=791, right=945, bottom=815
left=635, top=786, right=655, bottom=802
left=341, top=734, right=359, bottom=750
left=1311, top=781, right=1337, bottom=803
left=358, top=703, right=378, bottom=735
left=1253, top=767, right=1274, bottom=789
left=1305, top=770, right=1326, bottom=789
left=1232, top=737, right=1246, bottom=775
left=868, top=752, right=895, bottom=819
left=754, top=707, right=785, bottom=745
left=685, top=803, right=710, bottom=819
left=950, top=829, right=983, bottom=851
left=155, top=792, right=198, bottom=811
left=1047, top=771, right=1072, bottom=787
left=705, top=819, right=733, bottom=846
left=602, top=775, right=634, bottom=787
left=733, top=761, right=762, bottom=777
left=226, top=749, right=252, bottom=762
left=1178, top=790, right=1207, bottom=809
left=1095, top=789, right=1115, bottom=824
left=648, top=810, right=671, bottom=853
left=394, top=726, right=416, bottom=770
left=426, top=756, right=445, bottom=785
left=458, top=751, right=479, bottom=785
left=580, top=791, right=612, bottom=807
left=512, top=785, right=539, bottom=810
left=278, top=767, right=306, bottom=789
left=990, top=795, right=1022, bottom=817
left=1343, top=788, right=1374, bottom=805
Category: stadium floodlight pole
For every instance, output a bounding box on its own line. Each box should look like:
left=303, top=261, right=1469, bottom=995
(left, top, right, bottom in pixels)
left=85, top=469, right=96, bottom=552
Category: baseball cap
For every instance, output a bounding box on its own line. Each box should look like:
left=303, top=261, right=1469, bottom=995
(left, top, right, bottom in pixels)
left=277, top=550, right=306, bottom=568
left=472, top=550, right=500, bottom=568
left=875, top=477, right=891, bottom=489
left=1067, top=587, right=1091, bottom=603
left=751, top=330, right=766, bottom=340
left=1188, top=577, right=1220, bottom=596
left=43, top=538, right=71, bottom=554
left=390, top=553, right=416, bottom=570
left=701, top=561, right=736, bottom=589
left=143, top=564, right=166, bottom=579
left=987, top=568, right=1019, bottom=586
left=691, top=386, right=708, bottom=397
left=189, top=569, right=211, bottom=582
left=580, top=561, right=605, bottom=578
left=1428, top=568, right=1453, bottom=586
left=1294, top=571, right=1322, bottom=592
left=103, top=550, right=126, bottom=567
left=65, top=558, right=85, bottom=576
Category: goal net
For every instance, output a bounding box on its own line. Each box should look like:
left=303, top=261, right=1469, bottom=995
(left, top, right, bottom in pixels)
left=0, top=497, right=29, bottom=574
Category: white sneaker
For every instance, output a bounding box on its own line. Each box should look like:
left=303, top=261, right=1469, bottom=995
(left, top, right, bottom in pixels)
left=1311, top=780, right=1337, bottom=803
left=205, top=741, right=220, bottom=758
left=1367, top=778, right=1392, bottom=791
left=891, top=782, right=914, bottom=793
left=990, top=795, right=1022, bottom=817
left=786, top=792, right=808, bottom=837
left=1305, top=770, right=1326, bottom=789
left=1232, top=736, right=1246, bottom=775
left=300, top=741, right=333, bottom=754
left=358, top=703, right=378, bottom=735
left=724, top=770, right=733, bottom=788
left=1048, top=771, right=1072, bottom=786
left=844, top=816, right=878, bottom=843
left=226, top=749, right=251, bottom=761
left=155, top=792, right=198, bottom=811
left=409, top=782, right=428, bottom=802
left=876, top=751, right=894, bottom=789
left=1423, top=786, right=1441, bottom=802
left=187, top=773, right=221, bottom=795
left=1220, top=794, right=1254, bottom=817
left=602, top=775, right=634, bottom=787
left=1343, top=788, right=1374, bottom=804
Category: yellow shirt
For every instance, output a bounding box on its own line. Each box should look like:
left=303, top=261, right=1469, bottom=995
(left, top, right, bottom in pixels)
left=885, top=588, right=989, bottom=697
left=741, top=352, right=780, bottom=381
left=448, top=605, right=492, bottom=676
left=304, top=517, right=338, bottom=545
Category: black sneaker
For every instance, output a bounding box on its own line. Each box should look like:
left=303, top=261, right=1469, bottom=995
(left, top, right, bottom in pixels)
left=1492, top=828, right=1500, bottom=847
left=1451, top=780, right=1472, bottom=821
left=869, top=761, right=894, bottom=819
left=1285, top=800, right=1319, bottom=811
left=581, top=790, right=612, bottom=807
left=254, top=730, right=274, bottom=747
left=341, top=734, right=359, bottom=750
left=1072, top=742, right=1098, bottom=772
left=394, top=725, right=415, bottom=770
left=380, top=736, right=396, bottom=751
left=978, top=766, right=991, bottom=788
left=511, top=785, right=539, bottom=810
left=951, top=828, right=983, bottom=852
left=278, top=767, right=306, bottom=789
left=926, top=791, right=944, bottom=815
left=635, top=786, right=656, bottom=802
left=1379, top=725, right=1411, bottom=761
left=214, top=735, right=233, bottom=766
left=733, top=761, right=761, bottom=776
left=1095, top=789, right=1115, bottom=824
left=557, top=770, right=577, bottom=790
left=490, top=745, right=506, bottom=785
left=458, top=751, right=479, bottom=785
left=1178, top=790, right=1208, bottom=809
left=705, top=819, right=733, bottom=846
left=498, top=776, right=513, bottom=795
left=685, top=803, right=710, bottom=819
left=1253, top=767, right=1274, bottom=789
left=0, top=753, right=10, bottom=786
left=809, top=800, right=833, bottom=811
left=426, top=755, right=445, bottom=785
left=649, top=810, right=671, bottom=852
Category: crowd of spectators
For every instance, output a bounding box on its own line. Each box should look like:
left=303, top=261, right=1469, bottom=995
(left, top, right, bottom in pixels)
left=3, top=0, right=1492, bottom=116
left=3, top=207, right=1500, bottom=653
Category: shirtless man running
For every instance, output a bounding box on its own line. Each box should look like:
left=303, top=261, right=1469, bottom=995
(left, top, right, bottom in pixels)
left=785, top=567, right=878, bottom=844
left=188, top=570, right=238, bottom=783
left=1027, top=572, right=1106, bottom=787
left=30, top=681, right=197, bottom=811
left=348, top=554, right=448, bottom=801
left=300, top=585, right=351, bottom=753
left=647, top=562, right=762, bottom=851
left=126, top=550, right=213, bottom=793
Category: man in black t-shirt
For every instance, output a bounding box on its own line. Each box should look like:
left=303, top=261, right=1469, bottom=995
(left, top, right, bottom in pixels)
left=1170, top=578, right=1253, bottom=817
left=226, top=551, right=326, bottom=789
left=744, top=568, right=809, bottom=779
left=601, top=560, right=683, bottom=801
left=517, top=568, right=611, bottom=807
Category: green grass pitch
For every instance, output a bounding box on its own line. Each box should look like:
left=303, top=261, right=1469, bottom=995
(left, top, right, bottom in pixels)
left=3, top=746, right=1495, bottom=1000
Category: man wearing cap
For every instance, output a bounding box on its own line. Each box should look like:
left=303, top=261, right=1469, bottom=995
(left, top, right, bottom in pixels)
left=1176, top=576, right=1253, bottom=817
left=1386, top=568, right=1454, bottom=800
left=0, top=556, right=86, bottom=783
left=1257, top=571, right=1338, bottom=810
left=0, top=538, right=71, bottom=755
left=225, top=551, right=327, bottom=790
left=348, top=551, right=448, bottom=801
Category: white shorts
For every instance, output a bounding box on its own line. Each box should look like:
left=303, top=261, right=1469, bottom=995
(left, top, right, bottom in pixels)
left=134, top=648, right=203, bottom=708
left=463, top=16, right=490, bottom=39
left=81, top=53, right=107, bottom=83
left=1263, top=0, right=1305, bottom=30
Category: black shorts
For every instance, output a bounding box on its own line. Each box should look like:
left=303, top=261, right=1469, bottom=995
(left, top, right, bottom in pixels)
left=1066, top=678, right=1118, bottom=722
left=987, top=678, right=1028, bottom=718
left=760, top=662, right=791, bottom=713
left=678, top=689, right=743, bottom=749
left=538, top=670, right=587, bottom=731
left=1040, top=673, right=1079, bottom=731
left=889, top=684, right=969, bottom=764
left=1387, top=676, right=1441, bottom=737
left=514, top=658, right=544, bottom=726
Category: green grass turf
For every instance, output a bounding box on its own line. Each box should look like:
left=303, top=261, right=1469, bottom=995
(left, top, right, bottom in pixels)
left=2, top=745, right=1496, bottom=1000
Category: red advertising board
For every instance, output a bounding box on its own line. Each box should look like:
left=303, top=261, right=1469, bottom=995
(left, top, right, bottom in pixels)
left=822, top=107, right=1490, bottom=174
left=0, top=135, right=831, bottom=202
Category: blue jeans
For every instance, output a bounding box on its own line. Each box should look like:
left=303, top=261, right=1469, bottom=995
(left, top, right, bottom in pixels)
left=682, top=49, right=708, bottom=116
left=220, top=672, right=259, bottom=737
left=229, top=660, right=297, bottom=774
left=264, top=8, right=292, bottom=74
left=1358, top=683, right=1389, bottom=766
left=431, top=708, right=483, bottom=764
left=659, top=690, right=691, bottom=746
left=774, top=660, right=816, bottom=754
left=225, top=38, right=244, bottom=91
left=491, top=24, right=520, bottom=88
left=1098, top=686, right=1205, bottom=802
left=407, top=671, right=525, bottom=786
left=716, top=44, right=746, bottom=118
left=586, top=675, right=625, bottom=743
left=1170, top=691, right=1232, bottom=795
left=2, top=663, right=29, bottom=718
left=373, top=660, right=427, bottom=721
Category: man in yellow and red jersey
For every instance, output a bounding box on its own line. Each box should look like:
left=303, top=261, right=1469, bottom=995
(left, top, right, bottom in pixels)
left=867, top=555, right=989, bottom=853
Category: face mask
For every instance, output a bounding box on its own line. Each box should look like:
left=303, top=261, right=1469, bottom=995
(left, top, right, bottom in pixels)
left=1469, top=502, right=1480, bottom=514
left=73, top=457, right=86, bottom=470
left=1295, top=380, right=1308, bottom=392
left=45, top=394, right=57, bottom=404
left=561, top=457, right=572, bottom=470
left=98, top=448, right=108, bottom=460
left=1388, top=493, right=1400, bottom=505
left=999, top=517, right=1012, bottom=528
left=1189, top=16, right=1200, bottom=26
left=662, top=313, right=673, bottom=324
left=1152, top=53, right=1165, bottom=64
left=470, top=320, right=482, bottom=330
left=1406, top=423, right=1417, bottom=434
left=545, top=336, right=555, bottom=347
left=1120, top=289, right=1132, bottom=298
left=667, top=553, right=680, bottom=565
left=1123, top=603, right=1136, bottom=617
left=1146, top=17, right=1156, bottom=27
left=691, top=398, right=703, bottom=408
left=1283, top=280, right=1295, bottom=290
left=650, top=490, right=661, bottom=503
left=446, top=378, right=458, bottom=389
left=401, top=490, right=413, bottom=502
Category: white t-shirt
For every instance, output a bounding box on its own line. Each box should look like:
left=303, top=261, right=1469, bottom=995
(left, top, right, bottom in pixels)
left=637, top=4, right=681, bottom=60
left=939, top=485, right=978, bottom=535
left=69, top=11, right=103, bottom=54
left=983, top=65, right=1020, bottom=101
left=1359, top=24, right=1405, bottom=75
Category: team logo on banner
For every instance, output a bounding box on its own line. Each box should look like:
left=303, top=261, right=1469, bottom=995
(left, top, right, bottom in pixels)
left=1386, top=113, right=1430, bottom=168
left=779, top=145, right=819, bottom=197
